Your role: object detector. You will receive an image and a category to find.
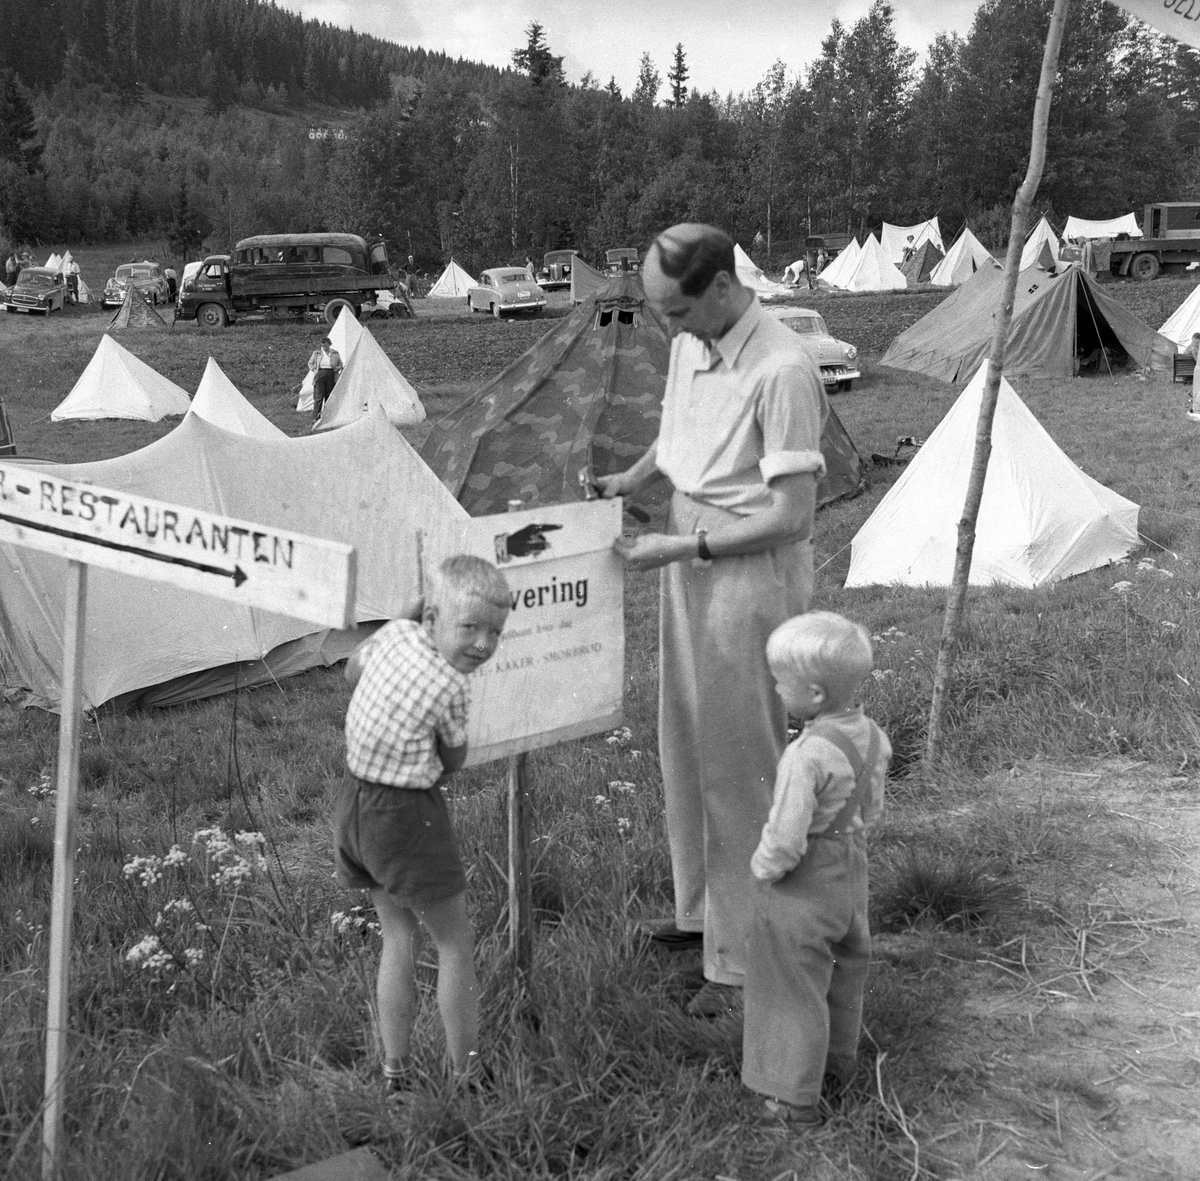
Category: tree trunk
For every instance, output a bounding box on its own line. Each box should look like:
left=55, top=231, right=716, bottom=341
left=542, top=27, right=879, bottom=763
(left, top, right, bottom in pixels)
left=923, top=0, right=1072, bottom=768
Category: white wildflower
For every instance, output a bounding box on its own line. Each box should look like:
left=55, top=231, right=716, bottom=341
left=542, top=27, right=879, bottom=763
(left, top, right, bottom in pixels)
left=162, top=844, right=189, bottom=867
left=126, top=934, right=173, bottom=972
left=1110, top=581, right=1133, bottom=595
left=162, top=898, right=194, bottom=915
left=616, top=817, right=633, bottom=834
left=608, top=781, right=636, bottom=794
left=594, top=794, right=611, bottom=807
left=183, top=947, right=205, bottom=967
left=605, top=726, right=633, bottom=747
left=123, top=855, right=164, bottom=888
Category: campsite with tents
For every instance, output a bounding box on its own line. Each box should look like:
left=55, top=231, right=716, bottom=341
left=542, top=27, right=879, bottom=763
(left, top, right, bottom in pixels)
left=3, top=227, right=1200, bottom=1178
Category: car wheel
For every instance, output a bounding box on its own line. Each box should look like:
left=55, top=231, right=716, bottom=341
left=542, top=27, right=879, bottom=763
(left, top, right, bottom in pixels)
left=491, top=302, right=501, bottom=318
left=837, top=380, right=853, bottom=393
left=197, top=303, right=229, bottom=329
left=324, top=298, right=356, bottom=325
left=1130, top=253, right=1160, bottom=281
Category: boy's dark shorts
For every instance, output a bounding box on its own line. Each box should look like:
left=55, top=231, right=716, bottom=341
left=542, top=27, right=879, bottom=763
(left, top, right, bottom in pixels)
left=333, top=772, right=468, bottom=908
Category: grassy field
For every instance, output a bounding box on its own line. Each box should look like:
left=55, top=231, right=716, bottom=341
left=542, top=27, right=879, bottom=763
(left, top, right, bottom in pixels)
left=2, top=254, right=1200, bottom=1179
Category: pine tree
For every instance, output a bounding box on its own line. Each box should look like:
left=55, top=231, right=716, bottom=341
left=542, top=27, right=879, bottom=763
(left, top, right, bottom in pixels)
left=511, top=22, right=564, bottom=87
left=667, top=43, right=689, bottom=107
left=633, top=53, right=660, bottom=109
left=0, top=71, right=41, bottom=171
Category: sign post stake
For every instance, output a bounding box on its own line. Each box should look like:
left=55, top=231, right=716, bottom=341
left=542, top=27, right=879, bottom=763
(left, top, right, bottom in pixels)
left=507, top=753, right=533, bottom=977
left=41, top=560, right=88, bottom=1181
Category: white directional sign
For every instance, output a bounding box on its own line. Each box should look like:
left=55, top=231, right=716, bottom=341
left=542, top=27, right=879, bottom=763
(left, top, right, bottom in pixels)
left=0, top=462, right=356, bottom=630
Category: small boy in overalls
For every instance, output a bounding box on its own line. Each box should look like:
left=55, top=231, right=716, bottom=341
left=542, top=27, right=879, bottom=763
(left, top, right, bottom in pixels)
left=742, top=611, right=891, bottom=1128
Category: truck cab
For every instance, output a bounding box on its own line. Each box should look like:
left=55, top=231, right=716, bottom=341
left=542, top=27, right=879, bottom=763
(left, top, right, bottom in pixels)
left=1110, top=203, right=1200, bottom=280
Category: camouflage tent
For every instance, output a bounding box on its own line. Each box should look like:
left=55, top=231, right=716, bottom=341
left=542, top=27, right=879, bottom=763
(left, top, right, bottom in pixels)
left=109, top=285, right=168, bottom=330
left=420, top=273, right=864, bottom=516
left=900, top=240, right=944, bottom=286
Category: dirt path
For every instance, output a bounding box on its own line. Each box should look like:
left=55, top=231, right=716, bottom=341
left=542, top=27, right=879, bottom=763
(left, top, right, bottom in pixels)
left=921, top=761, right=1199, bottom=1180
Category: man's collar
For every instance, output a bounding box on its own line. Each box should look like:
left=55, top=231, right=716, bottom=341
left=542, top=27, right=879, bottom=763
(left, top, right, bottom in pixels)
left=709, top=297, right=762, bottom=368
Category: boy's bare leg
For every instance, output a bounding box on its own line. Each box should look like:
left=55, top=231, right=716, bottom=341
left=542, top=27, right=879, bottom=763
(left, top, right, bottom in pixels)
left=370, top=889, right=419, bottom=1067
left=414, top=891, right=480, bottom=1072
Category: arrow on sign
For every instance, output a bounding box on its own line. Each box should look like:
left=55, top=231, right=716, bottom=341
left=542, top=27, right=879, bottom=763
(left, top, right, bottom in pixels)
left=0, top=510, right=249, bottom=586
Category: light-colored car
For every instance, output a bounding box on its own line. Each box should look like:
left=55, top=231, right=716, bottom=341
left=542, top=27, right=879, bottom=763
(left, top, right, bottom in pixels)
left=767, top=306, right=861, bottom=392
left=102, top=261, right=171, bottom=309
left=468, top=267, right=547, bottom=317
left=3, top=267, right=67, bottom=315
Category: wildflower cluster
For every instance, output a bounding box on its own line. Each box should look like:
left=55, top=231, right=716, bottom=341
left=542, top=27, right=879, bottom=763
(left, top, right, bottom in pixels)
left=331, top=905, right=381, bottom=938
left=193, top=828, right=267, bottom=887
left=27, top=769, right=55, bottom=800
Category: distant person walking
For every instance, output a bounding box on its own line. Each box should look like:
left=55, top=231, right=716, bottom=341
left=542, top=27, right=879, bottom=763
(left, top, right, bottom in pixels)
left=308, top=335, right=343, bottom=426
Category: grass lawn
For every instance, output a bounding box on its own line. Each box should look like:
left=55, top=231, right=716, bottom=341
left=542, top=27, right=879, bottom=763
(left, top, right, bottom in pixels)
left=2, top=261, right=1200, bottom=1179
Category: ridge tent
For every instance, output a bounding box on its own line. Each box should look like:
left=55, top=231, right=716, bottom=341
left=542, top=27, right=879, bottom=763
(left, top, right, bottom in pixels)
left=881, top=219, right=942, bottom=263
left=189, top=358, right=286, bottom=440
left=427, top=258, right=475, bottom=298
left=296, top=306, right=365, bottom=411
left=1064, top=213, right=1141, bottom=241
left=733, top=243, right=792, bottom=300
left=930, top=226, right=994, bottom=286
left=109, top=284, right=168, bottom=330
left=899, top=240, right=944, bottom=286
left=818, top=238, right=861, bottom=289
left=314, top=325, right=425, bottom=430
left=1020, top=216, right=1060, bottom=271
left=0, top=407, right=469, bottom=711
left=845, top=362, right=1139, bottom=589
left=570, top=255, right=607, bottom=304
left=51, top=334, right=191, bottom=421
left=880, top=263, right=1175, bottom=382
left=44, top=252, right=61, bottom=270
left=1160, top=283, right=1200, bottom=349
left=419, top=273, right=863, bottom=515
left=843, top=234, right=907, bottom=293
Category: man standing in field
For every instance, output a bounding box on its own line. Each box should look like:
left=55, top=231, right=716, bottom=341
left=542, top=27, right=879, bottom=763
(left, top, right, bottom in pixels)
left=597, top=223, right=827, bottom=1016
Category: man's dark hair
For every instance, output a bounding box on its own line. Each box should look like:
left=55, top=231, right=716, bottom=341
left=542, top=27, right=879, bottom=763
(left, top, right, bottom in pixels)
left=650, top=224, right=736, bottom=296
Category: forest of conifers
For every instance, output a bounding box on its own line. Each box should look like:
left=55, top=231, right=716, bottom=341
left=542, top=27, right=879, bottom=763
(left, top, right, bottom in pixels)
left=1, top=0, right=1198, bottom=271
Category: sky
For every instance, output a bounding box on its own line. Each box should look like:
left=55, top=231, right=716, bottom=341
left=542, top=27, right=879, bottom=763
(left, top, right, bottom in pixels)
left=276, top=1, right=983, bottom=98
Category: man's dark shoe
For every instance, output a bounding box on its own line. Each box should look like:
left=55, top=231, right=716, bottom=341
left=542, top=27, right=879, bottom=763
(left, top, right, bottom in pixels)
left=638, top=917, right=704, bottom=949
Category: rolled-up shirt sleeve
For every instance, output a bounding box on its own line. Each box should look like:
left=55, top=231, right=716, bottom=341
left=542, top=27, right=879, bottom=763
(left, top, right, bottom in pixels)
left=757, top=361, right=827, bottom=486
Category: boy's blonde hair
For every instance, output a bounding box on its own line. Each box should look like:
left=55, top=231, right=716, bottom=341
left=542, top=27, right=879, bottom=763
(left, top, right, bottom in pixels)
left=424, top=555, right=510, bottom=619
left=767, top=611, right=873, bottom=711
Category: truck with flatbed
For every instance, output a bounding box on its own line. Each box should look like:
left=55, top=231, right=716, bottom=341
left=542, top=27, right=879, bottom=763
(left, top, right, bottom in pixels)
left=174, top=232, right=393, bottom=327
left=1109, top=202, right=1200, bottom=280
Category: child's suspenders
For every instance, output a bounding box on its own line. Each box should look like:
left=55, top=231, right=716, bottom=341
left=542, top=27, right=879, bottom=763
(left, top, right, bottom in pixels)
left=807, top=722, right=881, bottom=841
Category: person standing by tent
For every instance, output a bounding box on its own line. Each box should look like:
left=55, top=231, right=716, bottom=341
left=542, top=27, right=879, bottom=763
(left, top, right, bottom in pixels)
left=596, top=222, right=826, bottom=1018
left=308, top=335, right=343, bottom=426
left=1187, top=333, right=1200, bottom=415
left=66, top=256, right=81, bottom=303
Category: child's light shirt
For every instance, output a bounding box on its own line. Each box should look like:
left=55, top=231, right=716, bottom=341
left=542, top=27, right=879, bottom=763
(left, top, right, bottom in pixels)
left=344, top=619, right=468, bottom=789
left=751, top=705, right=890, bottom=883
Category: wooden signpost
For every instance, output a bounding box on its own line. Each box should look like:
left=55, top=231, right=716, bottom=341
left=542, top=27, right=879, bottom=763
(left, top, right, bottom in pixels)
left=443, top=497, right=626, bottom=976
left=0, top=462, right=356, bottom=1181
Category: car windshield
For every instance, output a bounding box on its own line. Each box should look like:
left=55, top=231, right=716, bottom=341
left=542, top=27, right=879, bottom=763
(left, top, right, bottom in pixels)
left=117, top=265, right=157, bottom=280
left=497, top=270, right=532, bottom=283
left=19, top=272, right=54, bottom=289
left=785, top=315, right=827, bottom=335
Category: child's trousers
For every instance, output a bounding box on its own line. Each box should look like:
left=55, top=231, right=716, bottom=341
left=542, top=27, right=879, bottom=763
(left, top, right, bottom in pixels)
left=741, top=834, right=870, bottom=1108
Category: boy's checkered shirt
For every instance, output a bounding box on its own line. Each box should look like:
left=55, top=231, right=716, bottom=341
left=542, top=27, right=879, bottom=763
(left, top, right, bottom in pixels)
left=344, top=620, right=469, bottom=788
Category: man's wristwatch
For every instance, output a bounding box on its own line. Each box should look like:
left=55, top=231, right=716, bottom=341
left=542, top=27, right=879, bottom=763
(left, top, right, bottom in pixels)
left=696, top=529, right=712, bottom=561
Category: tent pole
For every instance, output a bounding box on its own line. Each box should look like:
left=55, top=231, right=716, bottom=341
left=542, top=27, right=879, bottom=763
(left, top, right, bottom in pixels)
left=923, top=0, right=1072, bottom=769
left=1080, top=275, right=1116, bottom=380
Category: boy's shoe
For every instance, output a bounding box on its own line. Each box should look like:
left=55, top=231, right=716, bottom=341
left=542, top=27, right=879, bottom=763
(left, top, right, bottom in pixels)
left=383, top=1066, right=412, bottom=1104
left=684, top=981, right=742, bottom=1018
left=763, top=1099, right=824, bottom=1130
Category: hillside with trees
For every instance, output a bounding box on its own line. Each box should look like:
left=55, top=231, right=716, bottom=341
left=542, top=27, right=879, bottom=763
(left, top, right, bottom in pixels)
left=2, top=0, right=1198, bottom=271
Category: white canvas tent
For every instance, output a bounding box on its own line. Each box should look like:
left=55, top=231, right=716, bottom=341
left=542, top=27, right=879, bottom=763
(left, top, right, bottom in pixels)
left=881, top=219, right=942, bottom=263
left=314, top=327, right=425, bottom=430
left=0, top=407, right=469, bottom=711
left=1020, top=216, right=1061, bottom=270
left=733, top=243, right=792, bottom=300
left=1063, top=213, right=1142, bottom=241
left=44, top=252, right=62, bottom=270
left=930, top=227, right=995, bottom=287
left=843, top=234, right=908, bottom=293
left=818, top=238, right=861, bottom=289
left=296, top=306, right=366, bottom=411
left=845, top=362, right=1139, bottom=589
left=51, top=334, right=191, bottom=421
left=189, top=358, right=285, bottom=440
left=1160, top=284, right=1200, bottom=349
left=427, top=258, right=475, bottom=298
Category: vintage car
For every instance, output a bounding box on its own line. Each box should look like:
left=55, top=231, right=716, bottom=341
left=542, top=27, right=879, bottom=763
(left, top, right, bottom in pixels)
left=3, top=267, right=67, bottom=315
left=468, top=267, right=547, bottom=317
left=537, top=249, right=580, bottom=289
left=101, top=261, right=171, bottom=309
left=605, top=247, right=640, bottom=274
left=767, top=306, right=861, bottom=392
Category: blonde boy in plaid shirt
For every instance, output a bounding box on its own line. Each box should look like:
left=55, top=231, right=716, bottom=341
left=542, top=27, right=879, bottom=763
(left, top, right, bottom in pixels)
left=334, top=555, right=509, bottom=1095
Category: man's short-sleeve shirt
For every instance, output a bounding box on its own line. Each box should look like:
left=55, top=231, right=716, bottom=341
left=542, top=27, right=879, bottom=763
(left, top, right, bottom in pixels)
left=344, top=619, right=469, bottom=788
left=655, top=297, right=827, bottom=514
